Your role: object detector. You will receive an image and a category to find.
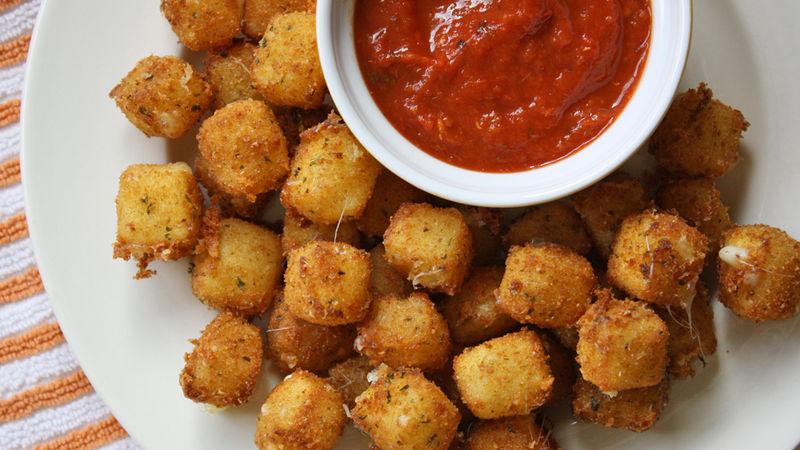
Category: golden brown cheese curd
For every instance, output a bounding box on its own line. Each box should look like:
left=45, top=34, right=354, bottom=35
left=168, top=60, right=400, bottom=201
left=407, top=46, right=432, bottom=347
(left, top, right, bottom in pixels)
left=576, top=292, right=669, bottom=393
left=539, top=333, right=577, bottom=405
left=717, top=225, right=800, bottom=322
left=281, top=209, right=361, bottom=255
left=466, top=415, right=558, bottom=450
left=572, top=376, right=670, bottom=432
left=326, top=356, right=374, bottom=408
left=504, top=202, right=593, bottom=256
left=243, top=0, right=316, bottom=39
left=369, top=245, right=413, bottom=297
left=655, top=282, right=717, bottom=378
left=179, top=313, right=263, bottom=407
left=191, top=218, right=282, bottom=317
left=357, top=171, right=429, bottom=238
left=281, top=114, right=382, bottom=225
left=570, top=174, right=652, bottom=259
left=550, top=326, right=579, bottom=351
left=196, top=99, right=289, bottom=213
left=650, top=83, right=749, bottom=178
left=497, top=243, right=596, bottom=329
left=255, top=370, right=346, bottom=450
left=607, top=209, right=708, bottom=308
left=161, top=0, right=241, bottom=51
left=204, top=41, right=261, bottom=109
left=252, top=12, right=326, bottom=109
left=266, top=295, right=355, bottom=374
left=356, top=292, right=452, bottom=372
left=453, top=330, right=553, bottom=419
left=439, top=266, right=517, bottom=346
left=352, top=365, right=461, bottom=450
left=109, top=55, right=212, bottom=139
left=383, top=203, right=474, bottom=295
left=457, top=206, right=505, bottom=266
left=284, top=241, right=372, bottom=325
left=113, top=163, right=203, bottom=279
left=657, top=178, right=732, bottom=252
left=276, top=106, right=332, bottom=151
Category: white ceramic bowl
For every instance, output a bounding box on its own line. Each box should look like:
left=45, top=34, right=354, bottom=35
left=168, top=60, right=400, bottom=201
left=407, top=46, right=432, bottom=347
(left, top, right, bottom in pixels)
left=317, top=0, right=692, bottom=207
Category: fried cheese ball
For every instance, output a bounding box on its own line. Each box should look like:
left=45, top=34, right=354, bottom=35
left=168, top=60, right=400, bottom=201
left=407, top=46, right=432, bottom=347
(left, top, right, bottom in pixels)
left=539, top=333, right=577, bottom=405
left=161, top=0, right=241, bottom=51
left=192, top=218, right=282, bottom=317
left=576, top=292, right=669, bottom=393
left=497, top=244, right=596, bottom=328
left=276, top=106, right=332, bottom=151
left=504, top=202, right=592, bottom=256
left=352, top=365, right=461, bottom=450
left=281, top=115, right=382, bottom=224
left=655, top=282, right=717, bottom=378
left=113, top=163, right=203, bottom=279
left=657, top=178, right=732, bottom=252
left=356, top=171, right=429, bottom=238
left=466, top=415, right=558, bottom=450
left=267, top=294, right=355, bottom=374
left=180, top=313, right=263, bottom=407
left=571, top=174, right=652, bottom=259
left=457, top=206, right=505, bottom=266
left=439, top=266, right=517, bottom=345
left=326, top=355, right=373, bottom=408
left=243, top=0, right=316, bottom=39
left=255, top=370, right=345, bottom=450
left=572, top=376, right=670, bottom=432
left=383, top=203, right=474, bottom=295
left=109, top=55, right=213, bottom=139
left=607, top=210, right=708, bottom=308
left=281, top=209, right=361, bottom=255
left=453, top=330, right=553, bottom=419
left=284, top=241, right=372, bottom=325
left=718, top=225, right=800, bottom=322
left=369, top=245, right=413, bottom=297
left=196, top=99, right=289, bottom=214
left=650, top=83, right=749, bottom=178
left=204, top=41, right=261, bottom=109
left=355, top=292, right=452, bottom=372
left=252, top=12, right=326, bottom=109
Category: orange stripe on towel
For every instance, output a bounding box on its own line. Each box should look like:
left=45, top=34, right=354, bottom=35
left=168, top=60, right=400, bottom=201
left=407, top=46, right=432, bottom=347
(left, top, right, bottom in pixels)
left=0, top=322, right=65, bottom=364
left=0, top=157, right=21, bottom=187
left=0, top=212, right=28, bottom=245
left=0, top=0, right=22, bottom=14
left=0, top=34, right=31, bottom=68
left=0, top=266, right=44, bottom=304
left=0, top=371, right=94, bottom=421
left=35, top=416, right=129, bottom=450
left=0, top=99, right=21, bottom=128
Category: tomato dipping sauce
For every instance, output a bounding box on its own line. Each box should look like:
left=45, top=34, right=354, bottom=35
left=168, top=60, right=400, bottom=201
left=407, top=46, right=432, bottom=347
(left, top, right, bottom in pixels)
left=354, top=0, right=652, bottom=173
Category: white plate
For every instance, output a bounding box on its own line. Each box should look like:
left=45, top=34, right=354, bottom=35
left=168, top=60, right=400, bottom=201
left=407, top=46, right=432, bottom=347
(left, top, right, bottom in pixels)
left=21, top=1, right=800, bottom=449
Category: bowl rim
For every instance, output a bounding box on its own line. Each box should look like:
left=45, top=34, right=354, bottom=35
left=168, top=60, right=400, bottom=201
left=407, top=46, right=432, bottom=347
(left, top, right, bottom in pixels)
left=317, top=0, right=693, bottom=208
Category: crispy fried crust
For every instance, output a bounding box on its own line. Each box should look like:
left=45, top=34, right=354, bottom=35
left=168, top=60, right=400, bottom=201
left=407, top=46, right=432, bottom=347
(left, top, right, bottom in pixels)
left=113, top=162, right=203, bottom=279
left=255, top=370, right=346, bottom=450
left=576, top=291, right=669, bottom=392
left=466, top=415, right=559, bottom=450
left=383, top=203, right=474, bottom=295
left=280, top=113, right=382, bottom=225
left=657, top=177, right=732, bottom=252
left=357, top=171, right=429, bottom=238
left=607, top=209, right=708, bottom=308
left=650, top=83, right=749, bottom=178
left=353, top=365, right=461, bottom=450
left=267, top=294, right=356, bottom=374
left=326, top=356, right=374, bottom=408
left=204, top=41, right=262, bottom=108
left=456, top=206, right=505, bottom=266
left=242, top=0, right=316, bottom=39
left=539, top=332, right=577, bottom=405
left=109, top=55, right=213, bottom=139
left=161, top=0, right=241, bottom=51
left=369, top=245, right=413, bottom=297
left=453, top=330, right=553, bottom=419
left=439, top=266, right=517, bottom=346
left=179, top=313, right=263, bottom=407
left=281, top=209, right=362, bottom=255
left=505, top=202, right=593, bottom=256
left=284, top=241, right=372, bottom=325
left=718, top=225, right=800, bottom=322
left=356, top=292, right=452, bottom=372
left=497, top=243, right=596, bottom=328
left=572, top=376, right=670, bottom=432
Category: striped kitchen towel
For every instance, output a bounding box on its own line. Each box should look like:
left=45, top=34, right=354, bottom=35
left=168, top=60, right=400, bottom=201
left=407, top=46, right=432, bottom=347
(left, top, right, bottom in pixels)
left=0, top=1, right=137, bottom=448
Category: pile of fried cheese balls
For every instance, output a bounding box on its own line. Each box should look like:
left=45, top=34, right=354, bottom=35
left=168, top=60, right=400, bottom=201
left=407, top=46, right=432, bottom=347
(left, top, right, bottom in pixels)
left=109, top=1, right=800, bottom=449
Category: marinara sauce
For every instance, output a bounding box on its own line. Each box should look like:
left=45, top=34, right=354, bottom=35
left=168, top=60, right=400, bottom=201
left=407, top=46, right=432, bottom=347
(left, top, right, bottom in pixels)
left=354, top=0, right=652, bottom=172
